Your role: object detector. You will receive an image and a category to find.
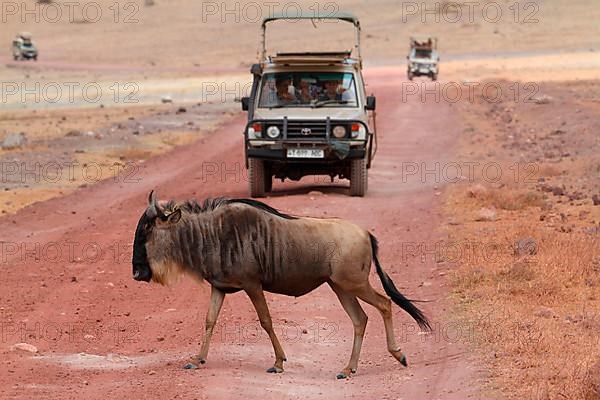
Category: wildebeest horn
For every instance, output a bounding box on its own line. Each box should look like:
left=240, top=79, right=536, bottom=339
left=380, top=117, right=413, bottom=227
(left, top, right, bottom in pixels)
left=146, top=190, right=166, bottom=219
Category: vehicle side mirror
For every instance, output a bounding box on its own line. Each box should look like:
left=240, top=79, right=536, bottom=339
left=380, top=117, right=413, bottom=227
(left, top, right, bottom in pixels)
left=241, top=97, right=250, bottom=111
left=365, top=96, right=376, bottom=111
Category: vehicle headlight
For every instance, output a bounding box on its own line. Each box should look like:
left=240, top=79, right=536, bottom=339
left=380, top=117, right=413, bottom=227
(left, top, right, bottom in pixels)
left=332, top=125, right=346, bottom=139
left=266, top=125, right=280, bottom=139
left=351, top=123, right=366, bottom=139
left=247, top=122, right=262, bottom=138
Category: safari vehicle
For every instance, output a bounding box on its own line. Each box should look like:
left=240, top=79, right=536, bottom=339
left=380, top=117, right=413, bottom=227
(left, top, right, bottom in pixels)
left=407, top=36, right=438, bottom=81
left=241, top=12, right=377, bottom=197
left=11, top=32, right=38, bottom=61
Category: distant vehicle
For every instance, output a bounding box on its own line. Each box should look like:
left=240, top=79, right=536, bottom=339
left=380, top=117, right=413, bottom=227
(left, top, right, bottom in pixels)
left=12, top=32, right=38, bottom=61
left=407, top=36, right=438, bottom=81
left=241, top=12, right=377, bottom=197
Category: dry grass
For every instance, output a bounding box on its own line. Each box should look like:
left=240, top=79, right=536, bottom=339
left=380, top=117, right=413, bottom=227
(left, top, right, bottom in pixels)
left=446, top=80, right=600, bottom=399
left=448, top=183, right=600, bottom=399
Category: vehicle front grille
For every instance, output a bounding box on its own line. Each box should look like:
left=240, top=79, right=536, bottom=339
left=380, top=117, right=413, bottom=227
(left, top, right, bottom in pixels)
left=286, top=120, right=328, bottom=138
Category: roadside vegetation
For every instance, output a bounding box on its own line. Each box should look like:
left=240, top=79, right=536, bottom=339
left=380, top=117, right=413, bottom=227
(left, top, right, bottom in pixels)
left=446, top=80, right=600, bottom=399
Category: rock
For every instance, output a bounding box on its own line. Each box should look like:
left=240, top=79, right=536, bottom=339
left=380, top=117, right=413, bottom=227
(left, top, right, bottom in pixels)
left=467, top=184, right=488, bottom=198
left=1, top=133, right=27, bottom=150
left=593, top=195, right=600, bottom=206
left=12, top=343, right=38, bottom=353
left=308, top=191, right=323, bottom=196
left=161, top=96, right=173, bottom=104
left=551, top=186, right=565, bottom=196
left=534, top=307, right=555, bottom=319
left=65, top=130, right=82, bottom=137
left=514, top=237, right=537, bottom=256
left=148, top=370, right=156, bottom=375
left=533, top=95, right=552, bottom=105
left=177, top=107, right=187, bottom=113
left=475, top=207, right=496, bottom=222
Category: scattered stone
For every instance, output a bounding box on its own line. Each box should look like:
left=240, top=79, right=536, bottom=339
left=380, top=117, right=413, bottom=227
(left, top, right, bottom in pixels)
left=534, top=307, right=555, bottom=319
left=467, top=184, right=488, bottom=198
left=12, top=343, right=38, bottom=353
left=551, top=186, right=565, bottom=196
left=593, top=195, right=600, bottom=206
left=308, top=191, right=323, bottom=196
left=447, top=217, right=461, bottom=226
left=514, top=237, right=538, bottom=256
left=65, top=129, right=82, bottom=137
left=1, top=133, right=27, bottom=150
left=533, top=95, right=552, bottom=105
left=161, top=96, right=173, bottom=104
left=148, top=370, right=156, bottom=375
left=475, top=207, right=496, bottom=222
left=177, top=107, right=187, bottom=113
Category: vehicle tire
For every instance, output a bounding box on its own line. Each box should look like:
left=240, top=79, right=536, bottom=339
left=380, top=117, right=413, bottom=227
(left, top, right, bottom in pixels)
left=249, top=158, right=266, bottom=198
left=33, top=56, right=37, bottom=61
left=431, top=73, right=438, bottom=81
left=350, top=158, right=368, bottom=197
left=408, top=71, right=414, bottom=81
left=13, top=55, right=18, bottom=61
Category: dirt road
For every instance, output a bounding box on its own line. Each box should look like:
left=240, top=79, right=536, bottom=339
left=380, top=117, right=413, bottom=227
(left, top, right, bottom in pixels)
left=0, top=71, right=483, bottom=399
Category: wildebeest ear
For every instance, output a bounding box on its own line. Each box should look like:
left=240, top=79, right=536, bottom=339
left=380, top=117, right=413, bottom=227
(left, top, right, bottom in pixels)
left=167, top=208, right=181, bottom=224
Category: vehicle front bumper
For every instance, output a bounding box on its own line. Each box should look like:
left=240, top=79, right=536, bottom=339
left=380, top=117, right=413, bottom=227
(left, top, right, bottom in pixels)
left=247, top=144, right=366, bottom=161
left=410, top=64, right=437, bottom=75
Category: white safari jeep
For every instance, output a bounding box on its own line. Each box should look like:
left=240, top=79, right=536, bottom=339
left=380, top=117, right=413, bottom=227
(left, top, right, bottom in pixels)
left=241, top=12, right=377, bottom=197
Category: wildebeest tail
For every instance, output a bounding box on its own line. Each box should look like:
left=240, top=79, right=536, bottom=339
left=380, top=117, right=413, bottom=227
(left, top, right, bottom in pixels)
left=369, top=233, right=432, bottom=332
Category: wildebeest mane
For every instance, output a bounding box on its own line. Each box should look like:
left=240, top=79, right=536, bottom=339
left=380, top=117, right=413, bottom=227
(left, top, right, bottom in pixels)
left=162, top=197, right=298, bottom=220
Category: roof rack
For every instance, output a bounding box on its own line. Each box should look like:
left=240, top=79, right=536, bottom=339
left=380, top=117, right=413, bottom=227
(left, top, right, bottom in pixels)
left=260, top=11, right=361, bottom=66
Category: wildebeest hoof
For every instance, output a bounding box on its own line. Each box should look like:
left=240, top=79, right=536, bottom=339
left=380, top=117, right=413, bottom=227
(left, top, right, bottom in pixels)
left=266, top=366, right=284, bottom=373
left=183, top=362, right=199, bottom=370
left=336, top=368, right=355, bottom=379
left=400, top=354, right=408, bottom=367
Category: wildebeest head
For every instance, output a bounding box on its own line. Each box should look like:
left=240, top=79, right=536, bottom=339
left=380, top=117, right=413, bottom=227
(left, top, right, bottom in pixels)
left=132, top=190, right=181, bottom=283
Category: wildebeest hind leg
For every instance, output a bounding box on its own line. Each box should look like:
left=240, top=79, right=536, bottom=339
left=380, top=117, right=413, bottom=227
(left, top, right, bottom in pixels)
left=187, top=286, right=225, bottom=368
left=245, top=287, right=287, bottom=373
left=329, top=282, right=368, bottom=379
left=353, top=284, right=408, bottom=367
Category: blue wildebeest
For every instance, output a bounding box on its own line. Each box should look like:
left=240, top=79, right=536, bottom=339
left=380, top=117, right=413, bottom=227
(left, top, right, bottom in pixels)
left=132, top=191, right=430, bottom=379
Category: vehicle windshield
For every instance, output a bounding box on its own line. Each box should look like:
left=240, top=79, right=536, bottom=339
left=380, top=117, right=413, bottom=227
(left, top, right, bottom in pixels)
left=258, top=72, right=358, bottom=108
left=413, top=49, right=432, bottom=59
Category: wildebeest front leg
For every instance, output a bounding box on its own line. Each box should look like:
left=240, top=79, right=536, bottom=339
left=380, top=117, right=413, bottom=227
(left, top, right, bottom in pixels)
left=245, top=287, right=287, bottom=373
left=185, top=286, right=225, bottom=369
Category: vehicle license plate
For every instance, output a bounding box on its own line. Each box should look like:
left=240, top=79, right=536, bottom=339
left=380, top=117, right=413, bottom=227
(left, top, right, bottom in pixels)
left=286, top=148, right=324, bottom=158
